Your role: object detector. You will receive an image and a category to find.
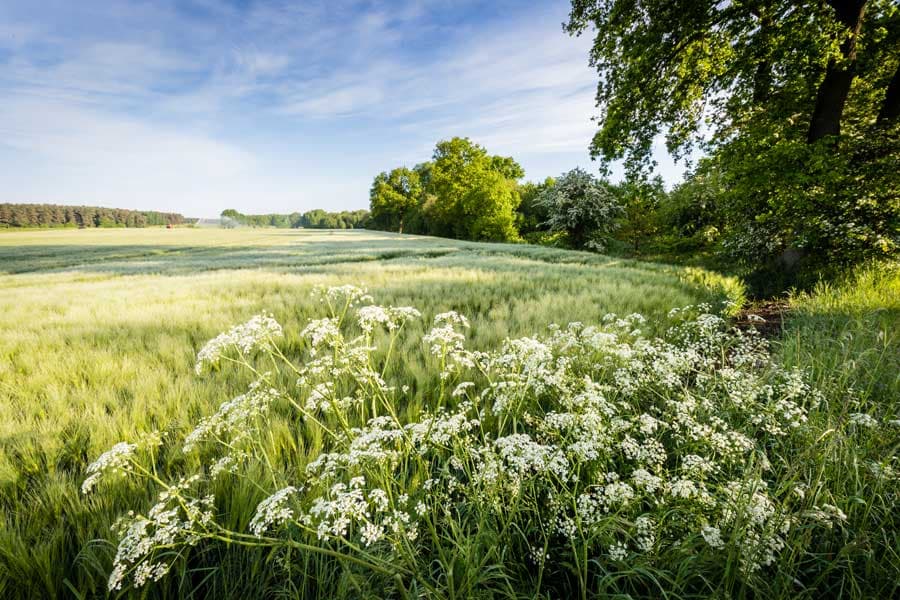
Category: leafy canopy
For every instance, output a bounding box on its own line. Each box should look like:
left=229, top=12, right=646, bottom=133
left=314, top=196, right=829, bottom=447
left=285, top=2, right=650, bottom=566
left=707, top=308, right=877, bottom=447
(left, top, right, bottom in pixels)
left=369, top=137, right=524, bottom=243
left=566, top=0, right=898, bottom=170
left=538, top=168, right=624, bottom=251
left=567, top=0, right=900, bottom=282
left=369, top=167, right=422, bottom=234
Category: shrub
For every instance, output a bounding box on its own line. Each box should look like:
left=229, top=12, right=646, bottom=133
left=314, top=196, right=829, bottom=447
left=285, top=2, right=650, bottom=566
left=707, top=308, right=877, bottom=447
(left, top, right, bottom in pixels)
left=613, top=177, right=665, bottom=254
left=659, top=166, right=726, bottom=242
left=539, top=168, right=624, bottom=251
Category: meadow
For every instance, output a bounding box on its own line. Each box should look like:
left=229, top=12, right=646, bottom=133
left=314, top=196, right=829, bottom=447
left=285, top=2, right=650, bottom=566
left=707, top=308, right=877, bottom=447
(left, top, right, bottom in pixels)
left=0, top=228, right=896, bottom=599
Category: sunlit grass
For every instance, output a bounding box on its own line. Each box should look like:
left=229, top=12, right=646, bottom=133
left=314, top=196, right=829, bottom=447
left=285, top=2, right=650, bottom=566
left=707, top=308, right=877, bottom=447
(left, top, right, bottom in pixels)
left=0, top=228, right=743, bottom=598
left=2, top=230, right=895, bottom=599
left=782, top=262, right=900, bottom=410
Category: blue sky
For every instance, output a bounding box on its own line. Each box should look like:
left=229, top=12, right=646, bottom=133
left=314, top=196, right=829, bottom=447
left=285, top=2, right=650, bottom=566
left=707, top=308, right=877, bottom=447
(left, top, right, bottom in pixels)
left=0, top=0, right=688, bottom=217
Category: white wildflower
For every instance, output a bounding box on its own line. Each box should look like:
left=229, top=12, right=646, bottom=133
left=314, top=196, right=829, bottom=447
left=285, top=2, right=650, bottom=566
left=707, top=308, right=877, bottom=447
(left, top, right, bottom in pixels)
left=133, top=562, right=169, bottom=588
left=637, top=413, right=660, bottom=435
left=195, top=313, right=282, bottom=373
left=434, top=311, right=470, bottom=329
left=849, top=413, right=878, bottom=428
left=315, top=284, right=373, bottom=308
left=361, top=522, right=384, bottom=546
left=82, top=442, right=137, bottom=494
left=608, top=541, right=628, bottom=561
left=632, top=469, right=663, bottom=493
left=635, top=515, right=656, bottom=552
left=529, top=544, right=549, bottom=565
left=183, top=378, right=279, bottom=452
left=250, top=487, right=299, bottom=536
left=301, top=318, right=341, bottom=355
left=452, top=381, right=475, bottom=397
left=701, top=525, right=725, bottom=549
left=357, top=305, right=421, bottom=334
left=494, top=434, right=569, bottom=479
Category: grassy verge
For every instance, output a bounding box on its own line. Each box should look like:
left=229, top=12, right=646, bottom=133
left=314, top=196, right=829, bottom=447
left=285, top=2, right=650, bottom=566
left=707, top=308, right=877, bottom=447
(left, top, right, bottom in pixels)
left=767, top=263, right=899, bottom=597
left=779, top=262, right=899, bottom=409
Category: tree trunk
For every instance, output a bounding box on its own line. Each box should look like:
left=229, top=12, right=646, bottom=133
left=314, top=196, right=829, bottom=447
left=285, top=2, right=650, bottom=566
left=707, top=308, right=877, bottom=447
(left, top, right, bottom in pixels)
left=807, top=0, right=868, bottom=143
left=753, top=61, right=772, bottom=104
left=751, top=7, right=773, bottom=105
left=878, top=60, right=900, bottom=125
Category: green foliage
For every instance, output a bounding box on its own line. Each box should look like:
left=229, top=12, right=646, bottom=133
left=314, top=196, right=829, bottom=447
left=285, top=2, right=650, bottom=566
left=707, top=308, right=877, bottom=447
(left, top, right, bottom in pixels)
left=220, top=209, right=369, bottom=229
left=368, top=167, right=422, bottom=233
left=368, top=137, right=524, bottom=242
left=0, top=203, right=186, bottom=228
left=714, top=123, right=900, bottom=293
left=489, top=154, right=526, bottom=180
left=567, top=0, right=900, bottom=284
left=564, top=0, right=890, bottom=170
left=539, top=168, right=624, bottom=250
left=423, top=137, right=523, bottom=242
left=515, top=177, right=556, bottom=235
left=613, top=177, right=665, bottom=253
left=783, top=261, right=899, bottom=406
left=659, top=166, right=725, bottom=242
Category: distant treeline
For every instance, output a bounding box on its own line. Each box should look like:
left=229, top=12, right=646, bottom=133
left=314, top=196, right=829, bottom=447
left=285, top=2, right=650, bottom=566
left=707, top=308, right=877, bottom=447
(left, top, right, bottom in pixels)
left=221, top=209, right=369, bottom=229
left=0, top=203, right=187, bottom=228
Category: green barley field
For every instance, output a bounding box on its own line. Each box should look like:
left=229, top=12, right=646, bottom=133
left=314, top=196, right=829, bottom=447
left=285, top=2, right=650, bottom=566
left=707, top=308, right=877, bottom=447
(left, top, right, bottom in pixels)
left=1, top=228, right=897, bottom=599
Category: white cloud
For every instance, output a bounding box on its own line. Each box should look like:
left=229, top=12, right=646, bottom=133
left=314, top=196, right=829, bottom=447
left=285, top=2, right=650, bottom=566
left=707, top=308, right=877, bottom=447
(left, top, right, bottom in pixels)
left=232, top=50, right=291, bottom=77
left=266, top=3, right=599, bottom=157
left=0, top=98, right=258, bottom=214
left=0, top=0, right=690, bottom=216
left=0, top=97, right=249, bottom=169
left=281, top=83, right=386, bottom=117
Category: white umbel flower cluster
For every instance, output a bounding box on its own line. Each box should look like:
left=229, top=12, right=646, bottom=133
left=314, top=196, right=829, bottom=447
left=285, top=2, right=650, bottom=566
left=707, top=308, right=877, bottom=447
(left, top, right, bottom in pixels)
left=250, top=486, right=300, bottom=536
left=183, top=378, right=280, bottom=452
left=357, top=305, right=421, bottom=333
left=82, top=442, right=137, bottom=494
left=314, top=284, right=374, bottom=309
left=91, top=290, right=853, bottom=596
left=107, top=479, right=214, bottom=591
left=195, top=312, right=282, bottom=374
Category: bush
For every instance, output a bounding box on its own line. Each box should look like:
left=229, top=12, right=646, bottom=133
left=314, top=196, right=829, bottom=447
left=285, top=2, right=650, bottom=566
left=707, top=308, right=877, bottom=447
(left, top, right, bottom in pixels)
left=659, top=167, right=725, bottom=241
left=613, top=178, right=665, bottom=254
left=716, top=124, right=900, bottom=289
left=539, top=168, right=624, bottom=251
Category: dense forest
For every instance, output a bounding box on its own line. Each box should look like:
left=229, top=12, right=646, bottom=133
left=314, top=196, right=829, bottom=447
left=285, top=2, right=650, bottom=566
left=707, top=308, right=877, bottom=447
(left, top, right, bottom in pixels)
left=220, top=208, right=369, bottom=229
left=0, top=203, right=187, bottom=228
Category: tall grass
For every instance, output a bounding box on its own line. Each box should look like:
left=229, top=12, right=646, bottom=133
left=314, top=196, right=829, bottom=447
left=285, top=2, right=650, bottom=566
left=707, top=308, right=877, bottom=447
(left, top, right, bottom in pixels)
left=0, top=229, right=740, bottom=598
left=779, top=263, right=899, bottom=406
left=768, top=263, right=900, bottom=597
left=1, top=231, right=895, bottom=599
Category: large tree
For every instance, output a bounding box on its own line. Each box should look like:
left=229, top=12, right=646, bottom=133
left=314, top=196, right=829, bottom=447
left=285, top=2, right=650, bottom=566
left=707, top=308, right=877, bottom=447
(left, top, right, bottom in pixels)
left=516, top=177, right=557, bottom=236
left=566, top=0, right=898, bottom=166
left=614, top=176, right=666, bottom=253
left=369, top=167, right=423, bottom=234
left=423, top=137, right=523, bottom=242
left=567, top=0, right=899, bottom=281
left=538, top=168, right=624, bottom=251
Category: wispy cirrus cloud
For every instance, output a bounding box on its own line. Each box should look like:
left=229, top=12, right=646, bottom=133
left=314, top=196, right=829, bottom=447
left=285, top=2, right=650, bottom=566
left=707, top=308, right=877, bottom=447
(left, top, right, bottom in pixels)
left=0, top=0, right=686, bottom=216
